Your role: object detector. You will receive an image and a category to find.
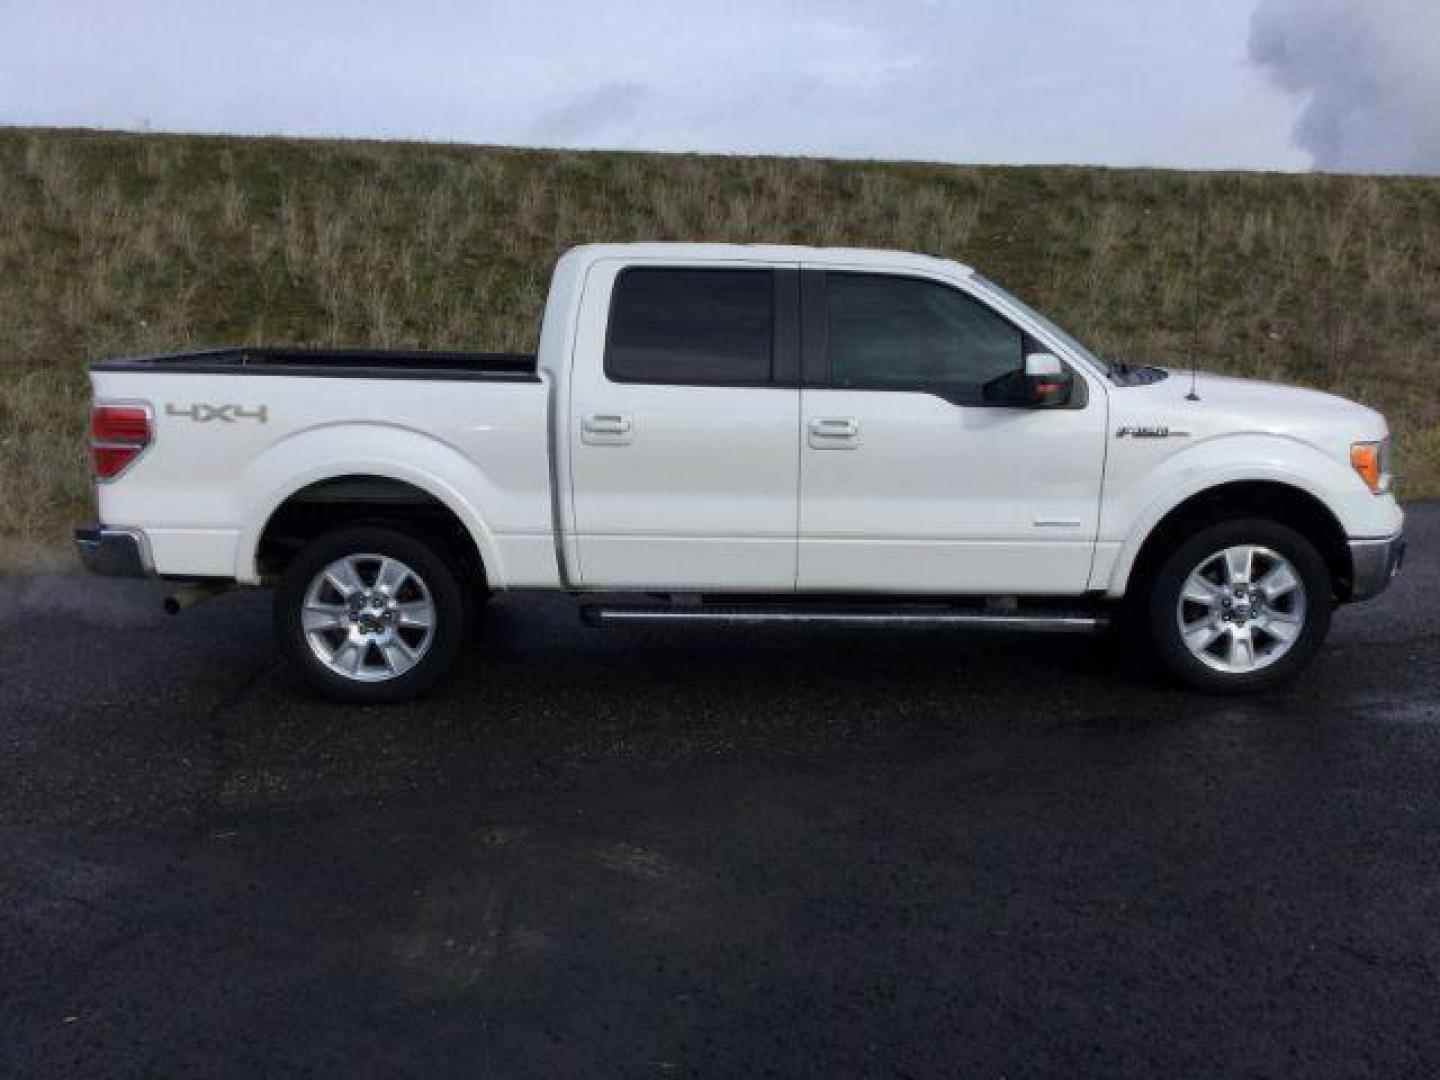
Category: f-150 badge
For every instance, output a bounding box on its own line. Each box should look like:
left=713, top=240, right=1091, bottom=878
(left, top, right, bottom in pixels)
left=1115, top=425, right=1188, bottom=438
left=166, top=403, right=269, bottom=424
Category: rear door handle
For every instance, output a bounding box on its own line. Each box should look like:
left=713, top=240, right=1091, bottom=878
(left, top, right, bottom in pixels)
left=808, top=417, right=859, bottom=448
left=581, top=413, right=633, bottom=445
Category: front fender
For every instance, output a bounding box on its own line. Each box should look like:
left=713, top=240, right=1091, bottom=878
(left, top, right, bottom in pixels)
left=1096, top=433, right=1402, bottom=597
left=233, top=422, right=507, bottom=586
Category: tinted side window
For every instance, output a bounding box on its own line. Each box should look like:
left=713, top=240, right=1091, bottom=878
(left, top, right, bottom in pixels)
left=825, top=273, right=1023, bottom=403
left=607, top=268, right=774, bottom=385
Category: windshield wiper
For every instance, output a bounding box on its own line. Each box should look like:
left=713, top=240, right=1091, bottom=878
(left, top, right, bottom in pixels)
left=1106, top=360, right=1169, bottom=386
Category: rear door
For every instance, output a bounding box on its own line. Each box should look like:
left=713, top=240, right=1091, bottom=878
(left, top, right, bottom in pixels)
left=568, top=261, right=801, bottom=590
left=798, top=268, right=1107, bottom=594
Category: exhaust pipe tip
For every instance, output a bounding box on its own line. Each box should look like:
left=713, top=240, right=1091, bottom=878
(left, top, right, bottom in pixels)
left=163, top=583, right=230, bottom=615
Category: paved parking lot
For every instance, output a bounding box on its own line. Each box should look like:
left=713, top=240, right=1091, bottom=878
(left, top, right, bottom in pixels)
left=2, top=506, right=1437, bottom=1077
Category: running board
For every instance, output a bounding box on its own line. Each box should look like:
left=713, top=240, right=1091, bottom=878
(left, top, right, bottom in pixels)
left=580, top=604, right=1108, bottom=634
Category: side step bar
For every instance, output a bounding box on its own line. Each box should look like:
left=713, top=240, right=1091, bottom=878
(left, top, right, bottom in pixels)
left=581, top=605, right=1108, bottom=634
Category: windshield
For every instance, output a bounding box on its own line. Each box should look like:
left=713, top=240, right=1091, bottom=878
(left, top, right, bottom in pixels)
left=971, top=274, right=1110, bottom=374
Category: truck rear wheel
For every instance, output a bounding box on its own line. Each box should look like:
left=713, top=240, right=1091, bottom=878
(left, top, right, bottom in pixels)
left=274, top=525, right=468, bottom=704
left=1146, top=517, right=1331, bottom=694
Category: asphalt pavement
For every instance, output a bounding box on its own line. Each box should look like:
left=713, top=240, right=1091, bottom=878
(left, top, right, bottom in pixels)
left=2, top=506, right=1437, bottom=1077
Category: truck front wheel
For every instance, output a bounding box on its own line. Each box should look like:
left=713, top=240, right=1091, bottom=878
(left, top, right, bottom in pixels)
left=1146, top=518, right=1332, bottom=694
left=274, top=525, right=468, bottom=704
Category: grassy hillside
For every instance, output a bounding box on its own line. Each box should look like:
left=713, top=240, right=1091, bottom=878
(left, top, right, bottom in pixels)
left=2, top=127, right=1437, bottom=568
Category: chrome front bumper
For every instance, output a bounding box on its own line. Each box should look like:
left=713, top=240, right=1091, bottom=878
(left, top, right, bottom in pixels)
left=1348, top=533, right=1405, bottom=601
left=73, top=524, right=153, bottom=578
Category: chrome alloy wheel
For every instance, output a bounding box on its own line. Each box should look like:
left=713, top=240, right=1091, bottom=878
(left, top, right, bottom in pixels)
left=302, top=554, right=436, bottom=682
left=1176, top=544, right=1307, bottom=675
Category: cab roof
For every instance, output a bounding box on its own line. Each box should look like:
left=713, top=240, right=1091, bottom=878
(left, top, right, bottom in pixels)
left=560, top=242, right=974, bottom=278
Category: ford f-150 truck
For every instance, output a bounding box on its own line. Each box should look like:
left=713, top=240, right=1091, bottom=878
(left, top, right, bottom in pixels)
left=75, top=243, right=1405, bottom=702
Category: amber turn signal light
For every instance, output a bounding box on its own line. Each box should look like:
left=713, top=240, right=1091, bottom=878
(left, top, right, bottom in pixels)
left=1350, top=441, right=1389, bottom=493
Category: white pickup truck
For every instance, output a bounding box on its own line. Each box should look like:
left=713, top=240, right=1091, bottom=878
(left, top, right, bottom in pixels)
left=76, top=243, right=1405, bottom=702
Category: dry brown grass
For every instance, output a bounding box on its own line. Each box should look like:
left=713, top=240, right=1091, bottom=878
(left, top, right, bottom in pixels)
left=1, top=127, right=1437, bottom=565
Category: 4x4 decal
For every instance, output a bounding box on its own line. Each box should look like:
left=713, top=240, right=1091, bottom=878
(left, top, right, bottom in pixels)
left=165, top=403, right=269, bottom=424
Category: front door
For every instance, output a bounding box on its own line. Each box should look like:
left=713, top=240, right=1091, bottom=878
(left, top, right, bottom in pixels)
left=569, top=262, right=801, bottom=591
left=798, top=269, right=1107, bottom=595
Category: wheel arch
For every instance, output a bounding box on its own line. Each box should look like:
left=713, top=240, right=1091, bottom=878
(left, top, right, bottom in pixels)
left=1117, top=480, right=1353, bottom=603
left=251, top=473, right=490, bottom=596
left=231, top=423, right=511, bottom=587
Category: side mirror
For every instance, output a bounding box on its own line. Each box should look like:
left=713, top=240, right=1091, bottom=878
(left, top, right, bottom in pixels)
left=982, top=353, right=1074, bottom=408
left=1022, top=353, right=1074, bottom=407
left=1025, top=355, right=1071, bottom=406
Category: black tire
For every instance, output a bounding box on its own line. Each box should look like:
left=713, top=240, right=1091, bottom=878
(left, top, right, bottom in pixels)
left=274, top=525, right=469, bottom=704
left=1146, top=517, right=1332, bottom=694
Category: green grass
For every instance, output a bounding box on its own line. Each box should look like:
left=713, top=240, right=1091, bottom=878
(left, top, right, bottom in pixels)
left=2, top=126, right=1437, bottom=566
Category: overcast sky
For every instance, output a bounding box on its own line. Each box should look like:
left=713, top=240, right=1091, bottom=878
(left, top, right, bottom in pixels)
left=1, top=0, right=1436, bottom=174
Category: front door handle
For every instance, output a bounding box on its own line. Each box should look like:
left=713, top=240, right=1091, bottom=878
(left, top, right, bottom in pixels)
left=582, top=413, right=634, bottom=445
left=584, top=414, right=632, bottom=434
left=808, top=416, right=859, bottom=448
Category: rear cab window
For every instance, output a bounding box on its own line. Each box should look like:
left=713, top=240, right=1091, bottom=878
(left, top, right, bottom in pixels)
left=605, top=267, right=775, bottom=386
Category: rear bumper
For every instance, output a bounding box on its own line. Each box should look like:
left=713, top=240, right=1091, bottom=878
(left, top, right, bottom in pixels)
left=73, top=524, right=153, bottom=578
left=1348, top=533, right=1405, bottom=601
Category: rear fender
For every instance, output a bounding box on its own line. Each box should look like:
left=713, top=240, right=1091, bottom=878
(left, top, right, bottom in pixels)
left=234, top=423, right=504, bottom=585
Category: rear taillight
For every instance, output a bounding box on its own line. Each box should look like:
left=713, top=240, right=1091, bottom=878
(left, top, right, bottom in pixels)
left=90, top=403, right=152, bottom=481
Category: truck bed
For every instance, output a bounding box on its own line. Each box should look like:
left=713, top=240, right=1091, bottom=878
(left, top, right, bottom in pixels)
left=87, top=344, right=555, bottom=586
left=92, top=346, right=539, bottom=382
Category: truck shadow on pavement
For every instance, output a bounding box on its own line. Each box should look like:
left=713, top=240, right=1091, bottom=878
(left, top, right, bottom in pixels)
left=224, top=589, right=1366, bottom=802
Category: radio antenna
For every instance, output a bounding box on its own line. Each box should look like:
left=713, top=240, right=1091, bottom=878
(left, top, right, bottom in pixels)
left=1186, top=195, right=1204, bottom=402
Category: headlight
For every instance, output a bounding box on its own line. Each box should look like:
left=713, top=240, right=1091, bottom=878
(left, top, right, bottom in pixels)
left=1350, top=437, right=1393, bottom=493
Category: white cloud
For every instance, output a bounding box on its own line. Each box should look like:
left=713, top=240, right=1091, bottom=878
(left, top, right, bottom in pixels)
left=1251, top=0, right=1440, bottom=173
